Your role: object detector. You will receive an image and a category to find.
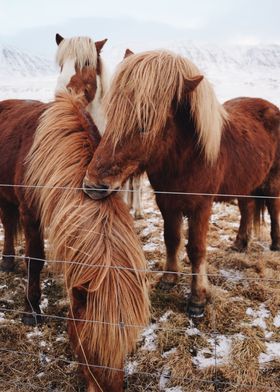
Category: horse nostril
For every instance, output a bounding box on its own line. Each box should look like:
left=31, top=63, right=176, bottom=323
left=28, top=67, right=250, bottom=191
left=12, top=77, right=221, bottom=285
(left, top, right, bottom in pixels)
left=92, top=184, right=109, bottom=191
left=83, top=181, right=110, bottom=200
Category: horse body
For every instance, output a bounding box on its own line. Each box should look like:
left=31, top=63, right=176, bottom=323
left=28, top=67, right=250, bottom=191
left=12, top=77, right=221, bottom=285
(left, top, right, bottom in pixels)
left=0, top=66, right=97, bottom=319
left=0, top=33, right=107, bottom=275
left=25, top=90, right=149, bottom=391
left=0, top=69, right=149, bottom=391
left=0, top=100, right=47, bottom=319
left=83, top=50, right=280, bottom=317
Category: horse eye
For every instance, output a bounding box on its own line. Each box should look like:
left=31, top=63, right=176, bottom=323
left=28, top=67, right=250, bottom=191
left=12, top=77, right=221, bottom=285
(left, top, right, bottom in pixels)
left=139, top=127, right=145, bottom=133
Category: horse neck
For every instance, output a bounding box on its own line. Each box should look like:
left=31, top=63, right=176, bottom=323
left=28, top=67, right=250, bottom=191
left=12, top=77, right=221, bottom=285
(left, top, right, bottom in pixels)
left=147, top=104, right=198, bottom=178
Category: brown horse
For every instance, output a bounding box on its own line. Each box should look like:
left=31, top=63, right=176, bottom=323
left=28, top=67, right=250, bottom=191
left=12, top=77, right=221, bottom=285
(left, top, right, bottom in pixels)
left=82, top=50, right=280, bottom=318
left=0, top=33, right=107, bottom=316
left=25, top=87, right=149, bottom=391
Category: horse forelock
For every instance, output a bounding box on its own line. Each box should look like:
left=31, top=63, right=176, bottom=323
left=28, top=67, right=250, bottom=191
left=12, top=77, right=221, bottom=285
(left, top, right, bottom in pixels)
left=56, top=36, right=98, bottom=68
left=104, top=50, right=228, bottom=163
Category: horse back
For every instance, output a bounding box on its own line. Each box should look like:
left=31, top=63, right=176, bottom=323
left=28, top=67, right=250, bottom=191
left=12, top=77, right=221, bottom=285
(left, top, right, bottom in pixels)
left=219, top=97, right=280, bottom=197
left=224, top=97, right=280, bottom=135
left=0, top=99, right=48, bottom=204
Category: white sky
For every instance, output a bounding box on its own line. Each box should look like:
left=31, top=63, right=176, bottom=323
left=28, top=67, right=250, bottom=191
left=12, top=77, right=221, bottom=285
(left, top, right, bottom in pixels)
left=0, top=0, right=279, bottom=41
left=0, top=0, right=279, bottom=58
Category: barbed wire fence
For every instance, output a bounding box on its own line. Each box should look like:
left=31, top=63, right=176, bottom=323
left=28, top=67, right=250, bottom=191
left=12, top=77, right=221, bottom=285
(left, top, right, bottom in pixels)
left=0, top=183, right=280, bottom=391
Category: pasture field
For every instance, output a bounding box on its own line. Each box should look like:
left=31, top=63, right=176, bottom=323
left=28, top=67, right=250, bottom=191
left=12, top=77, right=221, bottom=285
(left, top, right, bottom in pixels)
left=0, top=178, right=279, bottom=391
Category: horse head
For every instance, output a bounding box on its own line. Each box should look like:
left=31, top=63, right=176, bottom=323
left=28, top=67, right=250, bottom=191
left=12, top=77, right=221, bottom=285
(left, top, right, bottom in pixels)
left=55, top=34, right=109, bottom=133
left=82, top=50, right=204, bottom=200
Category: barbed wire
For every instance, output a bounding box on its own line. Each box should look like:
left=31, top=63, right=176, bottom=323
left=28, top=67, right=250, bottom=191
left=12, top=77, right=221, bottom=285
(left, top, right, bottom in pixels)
left=1, top=253, right=280, bottom=283
left=0, top=182, right=279, bottom=390
left=0, top=346, right=277, bottom=391
left=0, top=182, right=280, bottom=199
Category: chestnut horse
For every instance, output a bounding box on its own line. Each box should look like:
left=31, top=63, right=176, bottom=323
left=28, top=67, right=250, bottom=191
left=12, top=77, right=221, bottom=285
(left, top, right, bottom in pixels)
left=26, top=86, right=149, bottom=391
left=0, top=33, right=106, bottom=316
left=82, top=50, right=280, bottom=317
left=0, top=70, right=149, bottom=391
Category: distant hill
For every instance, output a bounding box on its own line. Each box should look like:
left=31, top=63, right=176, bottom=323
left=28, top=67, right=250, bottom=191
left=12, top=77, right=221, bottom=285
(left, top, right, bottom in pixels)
left=0, top=44, right=55, bottom=77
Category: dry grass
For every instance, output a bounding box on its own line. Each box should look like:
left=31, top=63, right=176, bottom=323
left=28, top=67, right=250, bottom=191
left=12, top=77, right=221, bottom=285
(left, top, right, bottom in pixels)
left=1, top=179, right=280, bottom=391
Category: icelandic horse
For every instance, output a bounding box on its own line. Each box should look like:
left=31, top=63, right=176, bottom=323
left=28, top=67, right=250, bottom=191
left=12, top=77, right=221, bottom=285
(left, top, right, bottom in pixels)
left=81, top=50, right=280, bottom=318
left=0, top=34, right=108, bottom=314
left=0, top=65, right=149, bottom=391
left=26, top=77, right=149, bottom=391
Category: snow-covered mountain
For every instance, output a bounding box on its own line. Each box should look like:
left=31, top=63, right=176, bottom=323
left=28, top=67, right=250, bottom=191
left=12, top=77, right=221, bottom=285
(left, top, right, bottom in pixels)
left=104, top=41, right=280, bottom=73
left=103, top=41, right=280, bottom=105
left=0, top=41, right=279, bottom=104
left=0, top=44, right=55, bottom=77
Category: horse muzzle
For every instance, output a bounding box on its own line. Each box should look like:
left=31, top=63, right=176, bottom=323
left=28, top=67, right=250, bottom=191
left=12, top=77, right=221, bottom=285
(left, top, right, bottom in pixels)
left=83, top=181, right=112, bottom=200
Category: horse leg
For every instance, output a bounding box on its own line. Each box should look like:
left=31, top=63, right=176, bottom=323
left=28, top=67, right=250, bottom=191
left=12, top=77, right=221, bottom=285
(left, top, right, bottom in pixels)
left=123, top=178, right=133, bottom=209
left=266, top=198, right=280, bottom=250
left=232, top=198, right=254, bottom=252
left=158, top=209, right=183, bottom=289
left=0, top=204, right=19, bottom=272
left=20, top=207, right=45, bottom=325
left=132, top=176, right=143, bottom=219
left=187, top=203, right=211, bottom=318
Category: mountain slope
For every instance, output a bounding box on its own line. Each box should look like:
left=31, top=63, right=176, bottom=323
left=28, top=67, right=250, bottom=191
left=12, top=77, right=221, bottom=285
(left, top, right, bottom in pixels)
left=0, top=44, right=55, bottom=77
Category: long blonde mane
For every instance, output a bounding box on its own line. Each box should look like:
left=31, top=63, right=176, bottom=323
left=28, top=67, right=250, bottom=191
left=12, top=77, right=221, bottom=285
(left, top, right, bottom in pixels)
left=104, top=50, right=228, bottom=163
left=25, top=92, right=149, bottom=377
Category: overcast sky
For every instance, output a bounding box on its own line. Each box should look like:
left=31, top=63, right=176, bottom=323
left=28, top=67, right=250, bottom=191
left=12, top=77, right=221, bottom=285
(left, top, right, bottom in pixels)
left=0, top=0, right=279, bottom=55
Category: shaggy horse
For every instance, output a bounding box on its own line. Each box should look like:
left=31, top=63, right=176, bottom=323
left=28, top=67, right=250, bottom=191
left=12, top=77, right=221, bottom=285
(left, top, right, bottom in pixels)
left=0, top=69, right=149, bottom=391
left=82, top=50, right=280, bottom=318
left=0, top=34, right=106, bottom=318
left=26, top=87, right=149, bottom=391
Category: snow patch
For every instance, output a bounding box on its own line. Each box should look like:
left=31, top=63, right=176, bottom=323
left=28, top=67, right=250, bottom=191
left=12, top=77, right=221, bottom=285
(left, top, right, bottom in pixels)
left=259, top=342, right=280, bottom=364
left=143, top=242, right=158, bottom=252
left=0, top=312, right=6, bottom=322
left=162, top=348, right=177, bottom=358
left=27, top=327, right=43, bottom=340
left=125, top=360, right=138, bottom=375
left=273, top=312, right=280, bottom=328
left=141, top=323, right=157, bottom=351
left=159, top=368, right=170, bottom=390
left=40, top=297, right=48, bottom=311
left=193, top=335, right=235, bottom=368
left=159, top=310, right=174, bottom=323
left=220, top=268, right=244, bottom=282
left=246, top=304, right=270, bottom=331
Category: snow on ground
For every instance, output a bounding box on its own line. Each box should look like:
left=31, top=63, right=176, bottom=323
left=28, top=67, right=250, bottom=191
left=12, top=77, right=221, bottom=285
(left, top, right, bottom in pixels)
left=259, top=342, right=280, bottom=365
left=141, top=323, right=158, bottom=351
left=246, top=304, right=271, bottom=331
left=192, top=334, right=243, bottom=369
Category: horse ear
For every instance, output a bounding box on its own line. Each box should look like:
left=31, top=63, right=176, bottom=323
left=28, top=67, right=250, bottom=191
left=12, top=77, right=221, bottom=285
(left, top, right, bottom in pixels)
left=95, top=38, right=108, bottom=54
left=72, top=285, right=88, bottom=305
left=185, top=75, right=204, bottom=93
left=56, top=33, right=64, bottom=46
left=124, top=48, right=134, bottom=59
